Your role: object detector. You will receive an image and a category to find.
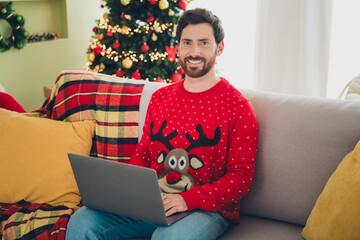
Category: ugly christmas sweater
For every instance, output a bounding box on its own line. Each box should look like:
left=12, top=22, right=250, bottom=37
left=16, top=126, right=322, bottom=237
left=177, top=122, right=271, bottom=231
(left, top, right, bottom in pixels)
left=130, top=78, right=258, bottom=222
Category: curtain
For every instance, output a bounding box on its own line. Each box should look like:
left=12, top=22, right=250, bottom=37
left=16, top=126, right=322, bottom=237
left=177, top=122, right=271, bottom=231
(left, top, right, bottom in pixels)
left=254, top=0, right=333, bottom=97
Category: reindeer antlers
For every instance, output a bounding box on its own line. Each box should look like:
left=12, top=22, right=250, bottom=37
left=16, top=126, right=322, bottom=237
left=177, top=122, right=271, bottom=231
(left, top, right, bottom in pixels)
left=185, top=124, right=221, bottom=152
left=150, top=120, right=178, bottom=150
left=150, top=121, right=221, bottom=152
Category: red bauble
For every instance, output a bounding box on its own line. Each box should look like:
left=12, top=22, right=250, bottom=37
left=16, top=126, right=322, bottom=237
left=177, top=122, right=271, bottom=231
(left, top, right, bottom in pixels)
left=113, top=41, right=120, bottom=49
left=116, top=69, right=123, bottom=77
left=178, top=67, right=185, bottom=74
left=101, top=4, right=104, bottom=8
left=106, top=30, right=113, bottom=37
left=149, top=0, right=157, bottom=4
left=132, top=71, right=141, bottom=80
left=121, top=13, right=125, bottom=19
left=147, top=16, right=155, bottom=23
left=171, top=73, right=183, bottom=83
left=141, top=44, right=150, bottom=52
left=179, top=0, right=187, bottom=10
left=93, top=46, right=102, bottom=55
left=155, top=77, right=165, bottom=83
left=92, top=27, right=97, bottom=33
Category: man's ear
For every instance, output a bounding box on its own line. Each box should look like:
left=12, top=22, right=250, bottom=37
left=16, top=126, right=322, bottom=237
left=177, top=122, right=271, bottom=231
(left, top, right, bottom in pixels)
left=216, top=41, right=224, bottom=56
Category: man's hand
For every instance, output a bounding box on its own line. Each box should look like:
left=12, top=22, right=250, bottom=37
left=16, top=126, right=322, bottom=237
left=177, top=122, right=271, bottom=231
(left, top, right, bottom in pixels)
left=162, top=194, right=188, bottom=217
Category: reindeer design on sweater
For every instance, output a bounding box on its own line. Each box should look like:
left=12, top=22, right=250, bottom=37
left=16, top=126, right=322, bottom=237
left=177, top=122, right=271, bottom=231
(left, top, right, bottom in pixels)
left=150, top=120, right=221, bottom=194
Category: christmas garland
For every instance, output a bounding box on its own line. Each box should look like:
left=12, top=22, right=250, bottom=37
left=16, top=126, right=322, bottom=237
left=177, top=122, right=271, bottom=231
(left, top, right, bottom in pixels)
left=0, top=2, right=28, bottom=52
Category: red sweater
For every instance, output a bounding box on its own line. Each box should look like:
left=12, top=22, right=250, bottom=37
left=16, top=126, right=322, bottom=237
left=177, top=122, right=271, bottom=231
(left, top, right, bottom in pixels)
left=130, top=78, right=258, bottom=222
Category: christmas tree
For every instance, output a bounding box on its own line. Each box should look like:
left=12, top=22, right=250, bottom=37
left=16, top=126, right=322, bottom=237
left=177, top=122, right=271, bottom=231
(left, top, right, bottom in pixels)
left=86, top=0, right=192, bottom=83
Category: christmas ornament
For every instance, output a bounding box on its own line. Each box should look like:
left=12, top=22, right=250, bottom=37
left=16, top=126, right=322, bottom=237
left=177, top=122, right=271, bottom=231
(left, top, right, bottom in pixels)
left=116, top=69, right=123, bottom=77
left=149, top=0, right=157, bottom=4
left=120, top=26, right=128, bottom=34
left=171, top=73, right=182, bottom=83
left=92, top=27, right=97, bottom=33
left=141, top=43, right=149, bottom=52
left=96, top=33, right=104, bottom=40
left=165, top=45, right=178, bottom=61
left=26, top=32, right=59, bottom=43
left=87, top=53, right=95, bottom=62
left=151, top=33, right=158, bottom=41
left=103, top=13, right=108, bottom=19
left=94, top=46, right=102, bottom=55
left=100, top=63, right=106, bottom=70
left=179, top=0, right=187, bottom=10
left=159, top=0, right=169, bottom=10
left=122, top=57, right=133, bottom=69
left=155, top=77, right=165, bottom=83
left=168, top=9, right=175, bottom=16
left=178, top=67, right=185, bottom=74
left=120, top=0, right=131, bottom=6
left=106, top=30, right=113, bottom=37
left=132, top=70, right=141, bottom=80
left=113, top=41, right=120, bottom=49
left=155, top=26, right=161, bottom=33
left=121, top=13, right=125, bottom=19
left=147, top=16, right=155, bottom=23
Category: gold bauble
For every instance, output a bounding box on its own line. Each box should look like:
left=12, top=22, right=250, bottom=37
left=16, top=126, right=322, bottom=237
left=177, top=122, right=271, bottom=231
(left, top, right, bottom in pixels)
left=122, top=57, right=133, bottom=69
left=103, top=13, right=108, bottom=19
left=168, top=9, right=175, bottom=16
left=87, top=53, right=95, bottom=62
left=155, top=26, right=161, bottom=33
left=159, top=0, right=169, bottom=10
left=96, top=33, right=104, bottom=40
left=121, top=0, right=131, bottom=6
left=120, top=26, right=128, bottom=34
left=152, top=33, right=158, bottom=41
left=100, top=63, right=106, bottom=70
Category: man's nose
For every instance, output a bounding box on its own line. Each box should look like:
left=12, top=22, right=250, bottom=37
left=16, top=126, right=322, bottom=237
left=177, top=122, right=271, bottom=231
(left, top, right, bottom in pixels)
left=189, top=44, right=201, bottom=56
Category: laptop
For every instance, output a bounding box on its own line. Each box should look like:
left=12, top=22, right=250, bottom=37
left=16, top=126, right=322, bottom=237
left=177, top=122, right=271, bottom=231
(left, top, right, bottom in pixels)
left=67, top=153, right=190, bottom=226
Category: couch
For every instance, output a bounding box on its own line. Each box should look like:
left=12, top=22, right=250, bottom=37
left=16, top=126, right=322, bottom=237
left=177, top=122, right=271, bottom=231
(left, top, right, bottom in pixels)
left=1, top=70, right=360, bottom=240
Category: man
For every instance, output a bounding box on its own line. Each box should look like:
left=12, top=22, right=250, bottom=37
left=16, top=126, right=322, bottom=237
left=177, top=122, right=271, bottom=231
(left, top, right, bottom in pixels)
left=66, top=8, right=258, bottom=240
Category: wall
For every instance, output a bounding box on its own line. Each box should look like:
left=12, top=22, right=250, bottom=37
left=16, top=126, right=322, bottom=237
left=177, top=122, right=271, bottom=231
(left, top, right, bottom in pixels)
left=0, top=0, right=103, bottom=111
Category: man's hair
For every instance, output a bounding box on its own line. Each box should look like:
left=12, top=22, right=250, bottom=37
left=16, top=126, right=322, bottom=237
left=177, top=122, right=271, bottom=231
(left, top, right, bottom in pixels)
left=176, top=8, right=224, bottom=45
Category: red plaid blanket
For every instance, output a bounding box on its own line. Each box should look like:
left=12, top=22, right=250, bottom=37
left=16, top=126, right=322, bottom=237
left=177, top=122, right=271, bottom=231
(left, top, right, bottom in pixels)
left=0, top=70, right=145, bottom=239
left=36, top=70, right=145, bottom=162
left=0, top=201, right=79, bottom=240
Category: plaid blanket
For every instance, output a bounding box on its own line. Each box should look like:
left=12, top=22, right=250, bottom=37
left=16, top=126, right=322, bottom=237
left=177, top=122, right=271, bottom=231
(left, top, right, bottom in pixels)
left=1, top=70, right=145, bottom=239
left=36, top=70, right=145, bottom=162
left=0, top=202, right=79, bottom=240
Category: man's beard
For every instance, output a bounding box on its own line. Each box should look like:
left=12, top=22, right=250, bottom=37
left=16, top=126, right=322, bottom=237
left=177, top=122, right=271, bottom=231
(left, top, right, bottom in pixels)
left=179, top=53, right=216, bottom=78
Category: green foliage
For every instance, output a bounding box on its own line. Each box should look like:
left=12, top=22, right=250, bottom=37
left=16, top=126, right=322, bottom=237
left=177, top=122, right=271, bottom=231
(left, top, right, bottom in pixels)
left=86, top=0, right=190, bottom=82
left=0, top=2, right=28, bottom=52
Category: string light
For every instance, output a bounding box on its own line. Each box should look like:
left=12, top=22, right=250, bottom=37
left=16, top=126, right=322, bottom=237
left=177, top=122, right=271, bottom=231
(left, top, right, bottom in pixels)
left=99, top=17, right=174, bottom=36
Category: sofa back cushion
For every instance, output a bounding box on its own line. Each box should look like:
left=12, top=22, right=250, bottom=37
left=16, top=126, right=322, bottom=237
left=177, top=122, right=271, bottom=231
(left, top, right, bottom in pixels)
left=239, top=89, right=360, bottom=226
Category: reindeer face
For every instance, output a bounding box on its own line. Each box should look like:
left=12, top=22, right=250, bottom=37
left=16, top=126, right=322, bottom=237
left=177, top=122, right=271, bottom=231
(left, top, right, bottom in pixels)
left=151, top=120, right=220, bottom=194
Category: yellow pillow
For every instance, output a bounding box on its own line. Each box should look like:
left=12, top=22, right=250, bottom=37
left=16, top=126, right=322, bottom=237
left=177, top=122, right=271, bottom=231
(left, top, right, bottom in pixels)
left=302, top=140, right=360, bottom=240
left=0, top=109, right=95, bottom=208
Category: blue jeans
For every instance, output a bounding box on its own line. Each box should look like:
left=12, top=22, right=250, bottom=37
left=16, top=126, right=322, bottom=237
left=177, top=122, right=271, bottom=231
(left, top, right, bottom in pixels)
left=66, top=207, right=231, bottom=240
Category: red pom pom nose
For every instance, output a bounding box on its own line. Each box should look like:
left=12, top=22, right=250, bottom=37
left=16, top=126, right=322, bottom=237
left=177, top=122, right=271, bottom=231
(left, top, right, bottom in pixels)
left=166, top=171, right=182, bottom=184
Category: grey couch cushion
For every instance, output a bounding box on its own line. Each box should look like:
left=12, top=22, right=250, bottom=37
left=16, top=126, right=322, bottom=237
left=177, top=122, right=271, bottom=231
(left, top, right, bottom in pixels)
left=138, top=82, right=167, bottom=139
left=219, top=215, right=303, bottom=240
left=240, top=89, right=360, bottom=226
